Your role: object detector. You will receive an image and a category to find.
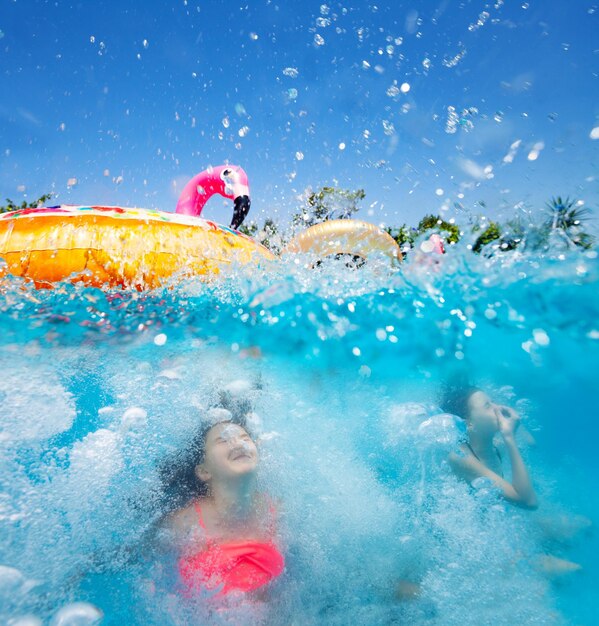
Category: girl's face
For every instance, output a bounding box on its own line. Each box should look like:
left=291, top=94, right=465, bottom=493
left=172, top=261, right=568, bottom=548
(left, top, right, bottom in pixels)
left=196, top=422, right=258, bottom=484
left=466, top=391, right=500, bottom=434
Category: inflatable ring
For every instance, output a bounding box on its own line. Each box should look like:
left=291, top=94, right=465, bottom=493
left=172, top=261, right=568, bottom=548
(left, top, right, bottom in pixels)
left=0, top=206, right=275, bottom=289
left=283, top=219, right=402, bottom=264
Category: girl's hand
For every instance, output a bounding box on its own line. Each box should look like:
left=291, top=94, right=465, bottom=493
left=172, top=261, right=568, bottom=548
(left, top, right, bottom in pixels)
left=496, top=405, right=521, bottom=438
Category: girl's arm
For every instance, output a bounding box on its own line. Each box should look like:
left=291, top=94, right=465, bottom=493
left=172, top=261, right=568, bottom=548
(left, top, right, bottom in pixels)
left=449, top=439, right=537, bottom=509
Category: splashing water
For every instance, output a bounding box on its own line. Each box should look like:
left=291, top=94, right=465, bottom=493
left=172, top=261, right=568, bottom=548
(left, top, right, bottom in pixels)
left=0, top=243, right=598, bottom=625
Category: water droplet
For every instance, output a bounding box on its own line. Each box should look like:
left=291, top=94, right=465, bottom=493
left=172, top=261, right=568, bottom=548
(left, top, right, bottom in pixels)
left=382, top=120, right=395, bottom=135
left=314, top=33, right=325, bottom=46
left=590, top=126, right=599, bottom=140
left=282, top=67, right=299, bottom=78
left=295, top=151, right=304, bottom=161
left=320, top=4, right=330, bottom=15
left=238, top=126, right=250, bottom=137
left=316, top=17, right=331, bottom=27
left=154, top=333, right=167, bottom=346
left=142, top=39, right=149, bottom=49
left=67, top=178, right=77, bottom=188
left=338, top=142, right=346, bottom=150
left=435, top=188, right=444, bottom=196
left=89, top=35, right=95, bottom=43
left=222, top=116, right=230, bottom=128
left=386, top=83, right=400, bottom=98
left=400, top=82, right=410, bottom=93
left=249, top=32, right=259, bottom=40
left=422, top=57, right=431, bottom=70
left=562, top=42, right=570, bottom=51
left=58, top=122, right=66, bottom=131
left=287, top=88, right=298, bottom=101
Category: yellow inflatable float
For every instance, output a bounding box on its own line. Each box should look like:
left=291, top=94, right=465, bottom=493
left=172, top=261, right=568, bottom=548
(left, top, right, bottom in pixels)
left=283, top=219, right=402, bottom=265
left=0, top=165, right=401, bottom=289
left=0, top=205, right=275, bottom=289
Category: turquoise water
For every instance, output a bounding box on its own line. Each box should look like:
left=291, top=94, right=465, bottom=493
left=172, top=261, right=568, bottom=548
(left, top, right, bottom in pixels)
left=1, top=241, right=598, bottom=625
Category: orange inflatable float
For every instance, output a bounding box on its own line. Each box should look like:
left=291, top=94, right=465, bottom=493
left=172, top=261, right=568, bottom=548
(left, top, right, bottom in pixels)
left=0, top=165, right=273, bottom=289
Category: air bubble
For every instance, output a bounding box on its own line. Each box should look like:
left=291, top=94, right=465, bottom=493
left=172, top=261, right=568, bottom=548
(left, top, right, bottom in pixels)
left=314, top=33, right=325, bottom=46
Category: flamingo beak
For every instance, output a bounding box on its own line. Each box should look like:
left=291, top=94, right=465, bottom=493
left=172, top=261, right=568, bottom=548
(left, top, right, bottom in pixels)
left=231, top=195, right=251, bottom=230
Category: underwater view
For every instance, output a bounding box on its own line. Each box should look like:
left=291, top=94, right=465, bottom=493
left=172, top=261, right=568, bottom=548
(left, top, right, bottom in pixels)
left=1, top=1, right=598, bottom=625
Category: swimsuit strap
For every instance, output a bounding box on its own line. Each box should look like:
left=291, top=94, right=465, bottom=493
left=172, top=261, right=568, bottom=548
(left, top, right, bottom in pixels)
left=194, top=501, right=206, bottom=530
left=465, top=442, right=504, bottom=477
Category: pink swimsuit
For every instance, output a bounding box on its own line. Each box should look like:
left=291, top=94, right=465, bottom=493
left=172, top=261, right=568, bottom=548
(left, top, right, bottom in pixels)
left=178, top=503, right=285, bottom=596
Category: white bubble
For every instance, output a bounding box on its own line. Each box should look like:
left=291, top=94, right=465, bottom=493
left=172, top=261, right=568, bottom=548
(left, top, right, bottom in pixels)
left=8, top=616, right=43, bottom=626
left=89, top=36, right=95, bottom=43
left=400, top=82, right=411, bottom=93
left=238, top=126, right=250, bottom=137
left=352, top=346, right=361, bottom=356
left=314, top=33, right=325, bottom=46
left=67, top=177, right=78, bottom=187
left=142, top=39, right=149, bottom=49
left=249, top=32, right=258, bottom=40
left=282, top=67, right=299, bottom=78
left=0, top=565, right=25, bottom=596
left=224, top=379, right=252, bottom=397
left=206, top=407, right=233, bottom=424
left=590, top=126, right=599, bottom=140
left=287, top=88, right=298, bottom=100
left=121, top=406, right=148, bottom=431
left=533, top=329, right=550, bottom=346
left=51, top=602, right=103, bottom=626
left=295, top=151, right=304, bottom=161
left=338, top=142, right=346, bottom=150
left=154, top=333, right=167, bottom=346
left=435, top=188, right=444, bottom=196
left=222, top=116, right=230, bottom=128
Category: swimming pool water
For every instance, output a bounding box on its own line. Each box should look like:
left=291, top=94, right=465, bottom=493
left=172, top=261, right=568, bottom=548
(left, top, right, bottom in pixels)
left=1, top=244, right=597, bottom=625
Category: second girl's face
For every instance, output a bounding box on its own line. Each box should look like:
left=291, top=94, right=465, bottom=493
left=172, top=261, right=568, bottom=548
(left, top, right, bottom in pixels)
left=467, top=391, right=500, bottom=433
left=199, top=422, right=258, bottom=482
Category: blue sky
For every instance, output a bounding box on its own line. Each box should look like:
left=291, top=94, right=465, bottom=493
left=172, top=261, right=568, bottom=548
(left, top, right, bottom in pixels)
left=1, top=0, right=598, bottom=228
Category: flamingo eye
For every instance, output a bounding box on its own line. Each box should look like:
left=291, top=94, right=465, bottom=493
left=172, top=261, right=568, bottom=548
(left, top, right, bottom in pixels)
left=222, top=169, right=231, bottom=177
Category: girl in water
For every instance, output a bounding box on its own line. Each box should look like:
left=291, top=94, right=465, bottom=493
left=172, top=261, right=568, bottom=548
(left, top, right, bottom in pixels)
left=443, top=386, right=538, bottom=509
left=443, top=385, right=585, bottom=576
left=157, top=411, right=285, bottom=600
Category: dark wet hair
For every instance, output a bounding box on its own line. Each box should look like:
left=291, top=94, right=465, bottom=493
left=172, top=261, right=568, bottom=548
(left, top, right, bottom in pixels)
left=440, top=383, right=481, bottom=420
left=157, top=383, right=258, bottom=512
left=158, top=415, right=251, bottom=511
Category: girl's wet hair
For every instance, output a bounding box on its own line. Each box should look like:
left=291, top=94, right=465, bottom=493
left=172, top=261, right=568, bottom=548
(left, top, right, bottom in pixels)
left=440, top=382, right=481, bottom=419
left=157, top=384, right=257, bottom=512
left=158, top=415, right=250, bottom=510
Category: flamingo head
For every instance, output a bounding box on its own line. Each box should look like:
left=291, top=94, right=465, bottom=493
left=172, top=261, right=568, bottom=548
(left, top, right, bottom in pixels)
left=215, top=165, right=251, bottom=229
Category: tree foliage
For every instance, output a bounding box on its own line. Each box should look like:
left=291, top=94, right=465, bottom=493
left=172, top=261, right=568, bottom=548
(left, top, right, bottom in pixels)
left=0, top=193, right=54, bottom=214
left=291, top=187, right=365, bottom=229
left=544, top=196, right=594, bottom=249
left=415, top=214, right=461, bottom=244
